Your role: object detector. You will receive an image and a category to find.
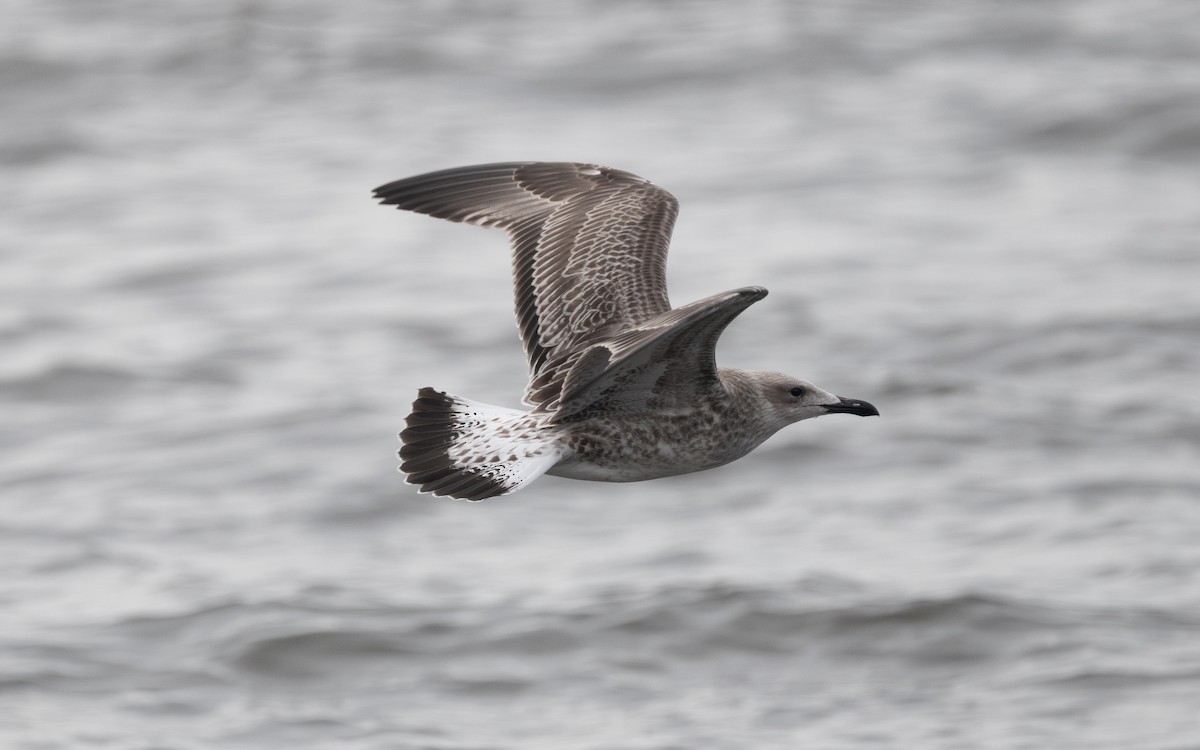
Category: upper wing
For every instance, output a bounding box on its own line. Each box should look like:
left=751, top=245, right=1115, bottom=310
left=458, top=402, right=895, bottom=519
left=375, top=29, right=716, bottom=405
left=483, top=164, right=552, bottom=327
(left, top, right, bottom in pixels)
left=549, top=287, right=769, bottom=420
left=374, top=162, right=679, bottom=408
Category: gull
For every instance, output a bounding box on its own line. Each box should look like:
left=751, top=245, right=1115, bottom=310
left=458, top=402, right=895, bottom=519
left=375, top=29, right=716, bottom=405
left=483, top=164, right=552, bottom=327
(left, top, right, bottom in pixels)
left=374, top=162, right=878, bottom=501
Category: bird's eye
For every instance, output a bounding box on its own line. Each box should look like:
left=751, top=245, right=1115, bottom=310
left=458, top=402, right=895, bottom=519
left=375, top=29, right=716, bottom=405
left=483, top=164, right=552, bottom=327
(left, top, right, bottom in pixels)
left=790, top=386, right=806, bottom=398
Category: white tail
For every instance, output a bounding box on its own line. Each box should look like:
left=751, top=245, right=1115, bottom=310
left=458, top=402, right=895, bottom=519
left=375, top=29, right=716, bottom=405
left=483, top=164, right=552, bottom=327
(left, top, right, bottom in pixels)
left=398, top=388, right=564, bottom=501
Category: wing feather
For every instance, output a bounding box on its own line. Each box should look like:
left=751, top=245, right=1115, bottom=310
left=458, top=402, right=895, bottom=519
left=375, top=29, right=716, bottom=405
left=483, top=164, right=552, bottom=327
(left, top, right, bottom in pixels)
left=375, top=162, right=678, bottom=409
left=548, top=287, right=769, bottom=419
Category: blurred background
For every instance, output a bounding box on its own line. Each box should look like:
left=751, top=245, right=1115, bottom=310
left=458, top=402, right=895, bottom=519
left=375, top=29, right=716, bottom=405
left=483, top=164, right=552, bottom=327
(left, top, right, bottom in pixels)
left=4, top=1, right=1200, bottom=748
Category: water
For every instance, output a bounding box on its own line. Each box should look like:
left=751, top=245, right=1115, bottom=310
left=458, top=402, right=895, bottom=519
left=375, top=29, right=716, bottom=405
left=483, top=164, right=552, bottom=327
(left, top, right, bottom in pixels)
left=4, top=1, right=1200, bottom=747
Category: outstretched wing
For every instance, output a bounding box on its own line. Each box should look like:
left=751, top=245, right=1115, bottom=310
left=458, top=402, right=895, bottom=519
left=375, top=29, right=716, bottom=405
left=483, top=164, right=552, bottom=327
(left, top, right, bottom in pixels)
left=374, top=162, right=679, bottom=408
left=551, top=287, right=768, bottom=420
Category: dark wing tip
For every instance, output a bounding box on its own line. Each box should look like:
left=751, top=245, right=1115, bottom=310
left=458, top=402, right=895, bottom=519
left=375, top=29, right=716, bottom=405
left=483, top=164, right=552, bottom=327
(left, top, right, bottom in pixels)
left=371, top=161, right=663, bottom=204
left=371, top=163, right=535, bottom=222
left=371, top=161, right=679, bottom=243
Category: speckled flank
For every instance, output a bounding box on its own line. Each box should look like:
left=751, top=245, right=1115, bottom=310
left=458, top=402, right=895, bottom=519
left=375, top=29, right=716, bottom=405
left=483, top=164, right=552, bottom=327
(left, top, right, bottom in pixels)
left=548, top=369, right=782, bottom=482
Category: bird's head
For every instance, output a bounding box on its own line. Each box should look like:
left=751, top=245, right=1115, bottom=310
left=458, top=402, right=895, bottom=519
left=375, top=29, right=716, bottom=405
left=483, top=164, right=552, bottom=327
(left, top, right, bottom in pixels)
left=754, top=371, right=879, bottom=427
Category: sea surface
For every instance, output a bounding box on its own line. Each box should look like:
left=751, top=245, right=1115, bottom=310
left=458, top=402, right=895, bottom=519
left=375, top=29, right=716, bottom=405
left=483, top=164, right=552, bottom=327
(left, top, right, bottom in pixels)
left=4, top=1, right=1200, bottom=748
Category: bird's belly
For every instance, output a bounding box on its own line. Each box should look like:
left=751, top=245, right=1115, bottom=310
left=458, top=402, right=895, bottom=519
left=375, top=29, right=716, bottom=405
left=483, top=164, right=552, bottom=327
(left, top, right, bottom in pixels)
left=548, top=452, right=723, bottom=482
left=548, top=455, right=713, bottom=482
left=546, top=416, right=758, bottom=483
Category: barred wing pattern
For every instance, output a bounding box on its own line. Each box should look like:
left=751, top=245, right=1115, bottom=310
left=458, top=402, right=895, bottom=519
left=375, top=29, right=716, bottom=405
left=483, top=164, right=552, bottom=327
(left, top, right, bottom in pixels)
left=374, top=162, right=679, bottom=410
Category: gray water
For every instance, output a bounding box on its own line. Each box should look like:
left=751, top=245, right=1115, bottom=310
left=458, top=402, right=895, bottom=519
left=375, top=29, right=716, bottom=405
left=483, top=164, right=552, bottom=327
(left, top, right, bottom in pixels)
left=4, top=1, right=1200, bottom=748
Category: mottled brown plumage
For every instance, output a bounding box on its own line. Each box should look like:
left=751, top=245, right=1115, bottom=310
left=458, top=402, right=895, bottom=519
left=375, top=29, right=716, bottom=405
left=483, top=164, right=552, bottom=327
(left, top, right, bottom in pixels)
left=376, top=162, right=878, bottom=501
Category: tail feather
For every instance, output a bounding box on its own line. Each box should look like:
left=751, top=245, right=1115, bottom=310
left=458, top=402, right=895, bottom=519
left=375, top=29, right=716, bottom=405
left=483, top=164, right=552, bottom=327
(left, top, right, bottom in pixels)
left=398, top=387, right=563, bottom=501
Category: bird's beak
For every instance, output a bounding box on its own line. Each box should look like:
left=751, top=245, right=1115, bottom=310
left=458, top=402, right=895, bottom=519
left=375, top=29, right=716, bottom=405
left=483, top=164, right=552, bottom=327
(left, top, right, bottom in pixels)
left=824, top=396, right=879, bottom=417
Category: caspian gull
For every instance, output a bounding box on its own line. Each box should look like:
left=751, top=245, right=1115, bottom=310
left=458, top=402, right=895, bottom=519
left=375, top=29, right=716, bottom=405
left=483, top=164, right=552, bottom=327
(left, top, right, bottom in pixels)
left=374, top=162, right=878, bottom=501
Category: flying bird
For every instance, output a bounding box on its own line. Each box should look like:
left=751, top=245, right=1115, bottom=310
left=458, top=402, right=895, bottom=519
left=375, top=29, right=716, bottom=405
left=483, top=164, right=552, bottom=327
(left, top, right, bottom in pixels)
left=375, top=162, right=878, bottom=501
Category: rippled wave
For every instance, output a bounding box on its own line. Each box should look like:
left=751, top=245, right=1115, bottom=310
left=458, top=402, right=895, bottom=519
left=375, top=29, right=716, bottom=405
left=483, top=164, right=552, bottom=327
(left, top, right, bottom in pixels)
left=5, top=1, right=1200, bottom=748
